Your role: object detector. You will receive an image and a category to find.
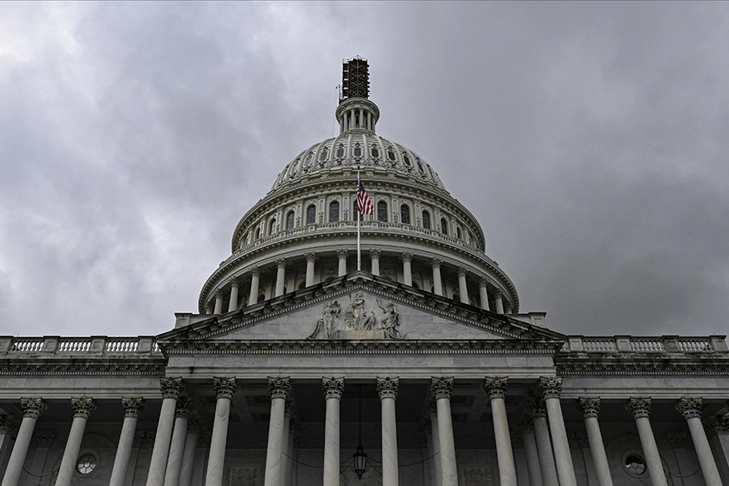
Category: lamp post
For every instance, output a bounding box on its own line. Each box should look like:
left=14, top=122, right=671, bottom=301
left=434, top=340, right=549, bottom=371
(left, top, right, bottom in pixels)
left=353, top=384, right=367, bottom=479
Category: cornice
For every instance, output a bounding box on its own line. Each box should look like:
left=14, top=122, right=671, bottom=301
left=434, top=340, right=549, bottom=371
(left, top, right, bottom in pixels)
left=556, top=354, right=729, bottom=376
left=0, top=358, right=167, bottom=376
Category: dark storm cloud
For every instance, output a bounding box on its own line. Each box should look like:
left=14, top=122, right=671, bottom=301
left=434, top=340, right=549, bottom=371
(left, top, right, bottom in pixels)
left=1, top=2, right=727, bottom=337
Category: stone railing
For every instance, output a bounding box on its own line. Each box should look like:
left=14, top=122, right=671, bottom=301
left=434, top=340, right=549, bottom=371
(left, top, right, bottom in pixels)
left=563, top=335, right=728, bottom=354
left=0, top=336, right=161, bottom=356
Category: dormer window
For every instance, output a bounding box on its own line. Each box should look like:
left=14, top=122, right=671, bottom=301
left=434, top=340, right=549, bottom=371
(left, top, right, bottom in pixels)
left=371, top=146, right=379, bottom=158
left=336, top=146, right=345, bottom=158
left=387, top=149, right=396, bottom=161
left=304, top=154, right=313, bottom=167
left=319, top=149, right=329, bottom=161
left=353, top=145, right=362, bottom=157
left=403, top=154, right=411, bottom=167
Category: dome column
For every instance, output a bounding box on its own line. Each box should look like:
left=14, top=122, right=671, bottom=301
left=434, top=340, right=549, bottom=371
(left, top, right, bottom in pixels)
left=457, top=267, right=469, bottom=305
left=401, top=252, right=413, bottom=286
left=479, top=279, right=491, bottom=311
left=213, top=290, right=224, bottom=315
left=249, top=267, right=261, bottom=306
left=370, top=249, right=381, bottom=276
left=337, top=250, right=348, bottom=277
left=275, top=259, right=287, bottom=297
left=494, top=291, right=505, bottom=314
left=305, top=253, right=316, bottom=287
left=431, top=259, right=443, bottom=296
left=228, top=279, right=240, bottom=312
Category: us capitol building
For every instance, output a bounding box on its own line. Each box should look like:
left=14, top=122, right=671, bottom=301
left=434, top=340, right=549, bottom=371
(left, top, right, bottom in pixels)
left=1, top=58, right=728, bottom=486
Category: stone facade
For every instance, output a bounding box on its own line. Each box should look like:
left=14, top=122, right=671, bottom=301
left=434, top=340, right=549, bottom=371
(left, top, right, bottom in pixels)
left=1, top=58, right=728, bottom=486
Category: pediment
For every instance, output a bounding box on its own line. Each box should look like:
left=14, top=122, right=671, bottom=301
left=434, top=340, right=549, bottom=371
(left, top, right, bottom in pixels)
left=158, top=273, right=564, bottom=344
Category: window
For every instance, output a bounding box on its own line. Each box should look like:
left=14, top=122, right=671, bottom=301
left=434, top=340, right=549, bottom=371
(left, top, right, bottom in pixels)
left=377, top=201, right=388, bottom=222
left=353, top=200, right=359, bottom=220
left=336, top=145, right=345, bottom=158
left=403, top=154, right=411, bottom=167
left=286, top=211, right=295, bottom=230
left=329, top=201, right=340, bottom=222
left=255, top=227, right=261, bottom=240
left=441, top=218, right=448, bottom=235
left=456, top=226, right=462, bottom=239
left=422, top=211, right=431, bottom=229
left=269, top=219, right=277, bottom=235
left=624, top=453, right=647, bottom=478
left=400, top=204, right=411, bottom=225
left=417, top=160, right=425, bottom=173
left=371, top=147, right=379, bottom=158
left=387, top=149, right=396, bottom=161
left=304, top=153, right=313, bottom=167
left=306, top=205, right=316, bottom=225
left=76, top=453, right=97, bottom=475
left=353, top=145, right=362, bottom=157
left=319, top=149, right=328, bottom=161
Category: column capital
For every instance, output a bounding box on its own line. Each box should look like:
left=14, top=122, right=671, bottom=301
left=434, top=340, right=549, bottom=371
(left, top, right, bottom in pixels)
left=251, top=266, right=261, bottom=277
left=401, top=252, right=413, bottom=263
left=431, top=376, right=454, bottom=400
left=322, top=377, right=344, bottom=399
left=268, top=376, right=291, bottom=400
left=71, top=396, right=96, bottom=419
left=479, top=278, right=489, bottom=288
left=215, top=288, right=225, bottom=297
left=21, top=397, right=46, bottom=419
left=537, top=376, right=562, bottom=399
left=121, top=397, right=146, bottom=418
left=577, top=397, right=601, bottom=419
left=34, top=431, right=56, bottom=448
left=377, top=377, right=399, bottom=399
left=229, top=277, right=241, bottom=288
left=175, top=397, right=191, bottom=418
left=187, top=412, right=202, bottom=433
left=369, top=248, right=382, bottom=259
left=626, top=397, right=652, bottom=419
left=213, top=377, right=237, bottom=399
left=707, top=416, right=729, bottom=434
left=305, top=252, right=317, bottom=263
left=528, top=397, right=547, bottom=418
left=484, top=376, right=508, bottom=400
left=160, top=377, right=184, bottom=399
left=457, top=266, right=467, bottom=277
left=276, top=258, right=287, bottom=268
left=0, top=415, right=16, bottom=433
left=336, top=249, right=348, bottom=260
left=431, top=258, right=442, bottom=269
left=675, top=396, right=702, bottom=420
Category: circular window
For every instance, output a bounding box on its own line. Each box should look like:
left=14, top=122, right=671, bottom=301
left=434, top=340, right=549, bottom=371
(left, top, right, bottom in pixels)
left=623, top=452, right=647, bottom=478
left=76, top=452, right=97, bottom=475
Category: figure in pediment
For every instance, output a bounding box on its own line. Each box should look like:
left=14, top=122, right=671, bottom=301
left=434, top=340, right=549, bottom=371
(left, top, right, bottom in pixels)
left=377, top=298, right=400, bottom=339
left=307, top=301, right=341, bottom=339
left=345, top=291, right=377, bottom=331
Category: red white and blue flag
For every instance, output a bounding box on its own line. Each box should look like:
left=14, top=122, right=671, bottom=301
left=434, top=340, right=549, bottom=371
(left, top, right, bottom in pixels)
left=357, top=181, right=374, bottom=215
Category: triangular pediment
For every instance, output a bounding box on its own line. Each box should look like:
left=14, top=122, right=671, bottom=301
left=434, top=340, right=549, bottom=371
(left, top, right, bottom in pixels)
left=158, top=273, right=565, bottom=346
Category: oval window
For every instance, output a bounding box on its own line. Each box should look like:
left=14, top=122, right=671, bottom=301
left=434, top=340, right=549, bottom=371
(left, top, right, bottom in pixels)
left=403, top=154, right=411, bottom=166
left=336, top=146, right=345, bottom=158
left=387, top=150, right=396, bottom=161
left=304, top=154, right=313, bottom=167
left=371, top=147, right=379, bottom=158
left=319, top=149, right=329, bottom=161
left=353, top=146, right=362, bottom=157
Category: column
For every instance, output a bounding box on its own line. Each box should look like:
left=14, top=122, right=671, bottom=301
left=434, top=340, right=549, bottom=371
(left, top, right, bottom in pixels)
left=431, top=377, right=457, bottom=486
left=228, top=278, right=240, bottom=312
left=401, top=253, right=413, bottom=286
left=337, top=249, right=348, bottom=276
left=322, top=377, right=344, bottom=486
left=429, top=403, right=443, bottom=486
left=205, top=377, right=237, bottom=486
left=708, top=416, right=729, bottom=483
left=146, top=377, right=184, bottom=486
left=305, top=253, right=316, bottom=287
left=249, top=267, right=261, bottom=305
left=577, top=398, right=613, bottom=486
left=377, top=377, right=399, bottom=486
left=484, top=377, right=517, bottom=486
left=370, top=249, right=381, bottom=276
left=213, top=290, right=224, bottom=314
left=519, top=419, right=543, bottom=486
left=431, top=259, right=443, bottom=296
left=163, top=398, right=190, bottom=486
left=27, top=432, right=54, bottom=484
left=479, top=279, right=491, bottom=311
left=275, top=259, right=286, bottom=297
left=55, top=397, right=96, bottom=486
left=178, top=414, right=201, bottom=486
left=676, top=397, right=722, bottom=485
left=110, top=398, right=146, bottom=486
left=457, top=268, right=469, bottom=304
left=494, top=291, right=504, bottom=314
left=529, top=397, right=559, bottom=486
left=264, top=377, right=291, bottom=486
left=125, top=431, right=151, bottom=486
left=625, top=398, right=668, bottom=486
left=0, top=417, right=16, bottom=479
left=280, top=404, right=292, bottom=486
left=538, top=377, right=577, bottom=486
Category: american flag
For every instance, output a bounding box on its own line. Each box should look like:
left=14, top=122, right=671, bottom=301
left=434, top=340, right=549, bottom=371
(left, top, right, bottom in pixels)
left=357, top=181, right=374, bottom=215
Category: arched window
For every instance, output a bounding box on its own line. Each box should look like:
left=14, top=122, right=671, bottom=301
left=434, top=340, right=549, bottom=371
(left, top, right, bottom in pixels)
left=336, top=145, right=345, bottom=158
left=371, top=146, right=379, bottom=158
left=440, top=218, right=448, bottom=235
left=353, top=144, right=362, bottom=157
left=329, top=201, right=340, bottom=222
left=306, top=204, right=317, bottom=225
left=304, top=153, right=313, bottom=167
left=400, top=204, right=411, bottom=225
left=387, top=149, right=396, bottom=161
left=269, top=219, right=277, bottom=235
left=422, top=211, right=431, bottom=229
left=456, top=226, right=462, bottom=239
left=255, top=227, right=261, bottom=240
left=286, top=211, right=295, bottom=230
left=319, top=148, right=329, bottom=161
left=377, top=201, right=388, bottom=222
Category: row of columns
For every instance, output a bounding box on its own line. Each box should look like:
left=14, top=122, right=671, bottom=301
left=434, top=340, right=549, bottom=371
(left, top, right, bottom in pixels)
left=213, top=250, right=509, bottom=315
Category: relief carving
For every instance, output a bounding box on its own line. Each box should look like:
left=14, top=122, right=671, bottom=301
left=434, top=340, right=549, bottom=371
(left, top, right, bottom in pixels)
left=307, top=292, right=401, bottom=339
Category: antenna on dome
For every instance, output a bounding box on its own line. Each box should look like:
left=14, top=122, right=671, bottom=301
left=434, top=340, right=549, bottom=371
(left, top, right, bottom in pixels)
left=340, top=56, right=370, bottom=103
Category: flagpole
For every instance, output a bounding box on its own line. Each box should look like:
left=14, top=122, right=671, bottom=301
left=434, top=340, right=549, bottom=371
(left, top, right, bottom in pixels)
left=357, top=166, right=361, bottom=271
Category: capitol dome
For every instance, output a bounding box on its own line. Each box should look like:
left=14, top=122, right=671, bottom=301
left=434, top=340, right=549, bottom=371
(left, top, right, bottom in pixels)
left=199, top=58, right=519, bottom=317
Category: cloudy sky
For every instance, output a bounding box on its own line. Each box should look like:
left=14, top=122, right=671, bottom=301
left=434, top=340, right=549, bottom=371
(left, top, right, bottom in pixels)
left=1, top=2, right=728, bottom=338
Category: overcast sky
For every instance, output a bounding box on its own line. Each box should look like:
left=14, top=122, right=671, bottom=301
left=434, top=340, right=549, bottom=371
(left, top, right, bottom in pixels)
left=1, top=2, right=728, bottom=338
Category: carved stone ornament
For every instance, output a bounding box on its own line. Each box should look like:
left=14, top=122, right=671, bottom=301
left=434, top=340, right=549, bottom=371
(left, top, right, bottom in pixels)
left=577, top=397, right=601, bottom=419
left=431, top=258, right=442, bottom=269
left=666, top=430, right=688, bottom=447
left=528, top=397, right=547, bottom=418
left=160, top=377, right=184, bottom=399
left=322, top=377, right=344, bottom=399
left=337, top=249, right=349, bottom=260
left=0, top=415, right=16, bottom=433
left=34, top=431, right=56, bottom=448
left=675, top=396, right=702, bottom=420
left=122, top=397, right=146, bottom=418
left=251, top=266, right=261, bottom=277
left=401, top=252, right=413, bottom=263
left=369, top=248, right=381, bottom=259
left=707, top=416, right=729, bottom=434
left=308, top=294, right=401, bottom=340
left=72, top=397, right=96, bottom=419
left=457, top=267, right=467, bottom=277
left=268, top=377, right=291, bottom=400
left=431, top=377, right=454, bottom=400
left=308, top=300, right=342, bottom=339
left=377, top=377, right=399, bottom=399
left=305, top=252, right=316, bottom=263
left=213, top=377, right=237, bottom=399
left=537, top=377, right=562, bottom=399
left=626, top=397, right=651, bottom=419
left=175, top=398, right=191, bottom=418
left=21, top=397, right=46, bottom=419
left=484, top=377, right=508, bottom=400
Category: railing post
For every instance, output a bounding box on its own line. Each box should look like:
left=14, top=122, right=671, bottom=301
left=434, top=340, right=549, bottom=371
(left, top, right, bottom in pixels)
left=42, top=336, right=60, bottom=353
left=615, top=336, right=631, bottom=352
left=90, top=336, right=107, bottom=353
left=709, top=337, right=728, bottom=352
left=567, top=337, right=584, bottom=352
left=0, top=337, right=11, bottom=354
left=662, top=335, right=680, bottom=353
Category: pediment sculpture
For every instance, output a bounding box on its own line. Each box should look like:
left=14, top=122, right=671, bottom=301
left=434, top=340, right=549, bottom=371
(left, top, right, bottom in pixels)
left=307, top=291, right=401, bottom=340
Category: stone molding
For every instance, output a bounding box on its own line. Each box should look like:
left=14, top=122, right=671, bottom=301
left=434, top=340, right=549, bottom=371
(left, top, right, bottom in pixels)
left=268, top=377, right=291, bottom=400
left=175, top=397, right=191, bottom=418
left=538, top=376, right=562, bottom=399
left=431, top=376, right=454, bottom=400
left=21, top=397, right=46, bottom=419
left=34, top=431, right=56, bottom=448
left=71, top=396, right=96, bottom=419
left=577, top=397, right=600, bottom=418
left=626, top=397, right=651, bottom=419
left=213, top=377, right=237, bottom=399
left=675, top=396, right=702, bottom=420
left=0, top=415, right=15, bottom=433
left=483, top=376, right=508, bottom=400
left=322, top=377, right=344, bottom=399
left=122, top=397, right=146, bottom=418
left=0, top=359, right=166, bottom=377
left=160, top=377, right=184, bottom=399
left=376, top=377, right=399, bottom=399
